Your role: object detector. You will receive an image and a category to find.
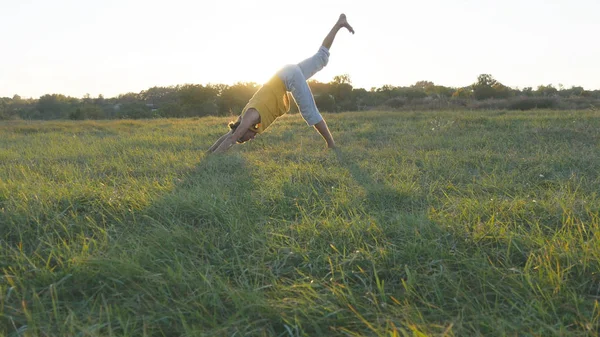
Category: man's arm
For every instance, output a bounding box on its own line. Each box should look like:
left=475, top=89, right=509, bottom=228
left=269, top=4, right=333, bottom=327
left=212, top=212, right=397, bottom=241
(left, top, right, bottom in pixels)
left=213, top=109, right=260, bottom=154
left=313, top=119, right=336, bottom=148
left=207, top=131, right=232, bottom=153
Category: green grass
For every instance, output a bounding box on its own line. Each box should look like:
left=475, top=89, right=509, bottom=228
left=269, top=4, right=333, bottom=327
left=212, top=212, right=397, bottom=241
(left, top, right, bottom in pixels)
left=1, top=110, right=599, bottom=336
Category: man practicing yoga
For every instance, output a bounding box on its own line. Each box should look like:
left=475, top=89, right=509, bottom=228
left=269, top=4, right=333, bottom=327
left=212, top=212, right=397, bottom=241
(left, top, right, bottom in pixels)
left=208, top=14, right=354, bottom=154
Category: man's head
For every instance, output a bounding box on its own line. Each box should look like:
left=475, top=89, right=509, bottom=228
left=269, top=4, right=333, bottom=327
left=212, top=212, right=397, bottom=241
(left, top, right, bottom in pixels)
left=236, top=128, right=257, bottom=143
left=229, top=120, right=258, bottom=144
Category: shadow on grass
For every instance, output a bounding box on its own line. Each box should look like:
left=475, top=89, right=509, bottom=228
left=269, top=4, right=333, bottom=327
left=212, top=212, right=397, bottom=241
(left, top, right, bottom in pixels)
left=333, top=148, right=428, bottom=216
left=1, top=150, right=279, bottom=335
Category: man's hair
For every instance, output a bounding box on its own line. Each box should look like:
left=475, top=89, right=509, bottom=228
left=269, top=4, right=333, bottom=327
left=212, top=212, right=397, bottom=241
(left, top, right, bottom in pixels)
left=228, top=120, right=240, bottom=131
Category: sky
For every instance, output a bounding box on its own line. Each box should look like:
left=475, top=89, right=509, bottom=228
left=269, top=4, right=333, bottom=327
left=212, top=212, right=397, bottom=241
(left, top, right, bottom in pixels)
left=1, top=0, right=599, bottom=98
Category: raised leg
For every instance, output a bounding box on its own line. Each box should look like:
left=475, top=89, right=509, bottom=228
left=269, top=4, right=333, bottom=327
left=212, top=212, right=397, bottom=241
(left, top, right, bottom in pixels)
left=296, top=14, right=354, bottom=80
left=322, top=13, right=354, bottom=50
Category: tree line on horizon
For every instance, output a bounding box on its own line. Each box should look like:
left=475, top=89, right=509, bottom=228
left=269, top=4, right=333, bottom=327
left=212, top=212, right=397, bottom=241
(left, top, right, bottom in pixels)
left=1, top=74, right=599, bottom=121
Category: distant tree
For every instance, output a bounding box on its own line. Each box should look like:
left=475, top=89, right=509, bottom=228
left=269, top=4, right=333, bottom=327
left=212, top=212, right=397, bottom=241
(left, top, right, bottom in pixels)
left=84, top=104, right=106, bottom=119
left=491, top=82, right=512, bottom=99
left=351, top=88, right=372, bottom=110
left=452, top=87, right=474, bottom=99
left=570, top=86, right=585, bottom=97
left=37, top=94, right=76, bottom=119
left=397, top=87, right=427, bottom=100
left=427, top=85, right=455, bottom=98
left=307, top=80, right=335, bottom=111
left=179, top=84, right=217, bottom=106
left=117, top=92, right=142, bottom=104
left=308, top=80, right=330, bottom=96
left=471, top=74, right=513, bottom=100
left=409, top=81, right=454, bottom=98
left=330, top=81, right=353, bottom=103
left=151, top=84, right=218, bottom=117
left=472, top=74, right=498, bottom=100
left=412, top=81, right=434, bottom=90
left=558, top=85, right=585, bottom=98
left=384, top=97, right=407, bottom=108
left=376, top=85, right=396, bottom=96
left=314, top=94, right=336, bottom=112
left=69, top=108, right=84, bottom=120
left=0, top=97, right=9, bottom=119
left=95, top=94, right=105, bottom=106
left=116, top=102, right=153, bottom=119
left=536, top=84, right=558, bottom=97
left=207, top=83, right=228, bottom=97
left=332, top=74, right=352, bottom=85
left=82, top=93, right=93, bottom=105
left=217, top=82, right=259, bottom=115
left=9, top=95, right=37, bottom=119
left=368, top=85, right=398, bottom=106
left=329, top=74, right=354, bottom=111
left=522, top=87, right=534, bottom=96
left=140, top=86, right=178, bottom=106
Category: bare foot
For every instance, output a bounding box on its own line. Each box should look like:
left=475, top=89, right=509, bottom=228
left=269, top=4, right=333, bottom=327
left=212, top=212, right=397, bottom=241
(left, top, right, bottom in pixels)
left=337, top=14, right=355, bottom=34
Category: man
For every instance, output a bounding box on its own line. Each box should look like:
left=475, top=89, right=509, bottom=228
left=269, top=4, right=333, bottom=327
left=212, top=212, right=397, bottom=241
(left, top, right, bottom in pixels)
left=208, top=14, right=354, bottom=154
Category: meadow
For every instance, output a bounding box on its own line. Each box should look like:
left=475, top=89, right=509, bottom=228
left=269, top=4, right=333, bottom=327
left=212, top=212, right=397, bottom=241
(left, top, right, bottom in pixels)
left=1, top=109, right=599, bottom=336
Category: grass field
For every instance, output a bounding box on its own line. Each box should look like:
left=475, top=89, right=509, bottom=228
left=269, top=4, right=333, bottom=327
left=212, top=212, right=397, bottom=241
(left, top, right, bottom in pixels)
left=1, top=110, right=599, bottom=336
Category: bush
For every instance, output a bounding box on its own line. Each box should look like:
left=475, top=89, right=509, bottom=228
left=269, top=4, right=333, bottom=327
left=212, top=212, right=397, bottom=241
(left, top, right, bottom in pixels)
left=384, top=97, right=407, bottom=109
left=314, top=94, right=336, bottom=112
left=116, top=103, right=154, bottom=119
left=468, top=99, right=510, bottom=110
left=507, top=97, right=558, bottom=110
left=337, top=100, right=358, bottom=112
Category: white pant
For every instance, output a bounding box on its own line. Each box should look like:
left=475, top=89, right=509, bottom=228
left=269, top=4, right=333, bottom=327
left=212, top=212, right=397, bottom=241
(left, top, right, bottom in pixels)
left=277, top=46, right=330, bottom=126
